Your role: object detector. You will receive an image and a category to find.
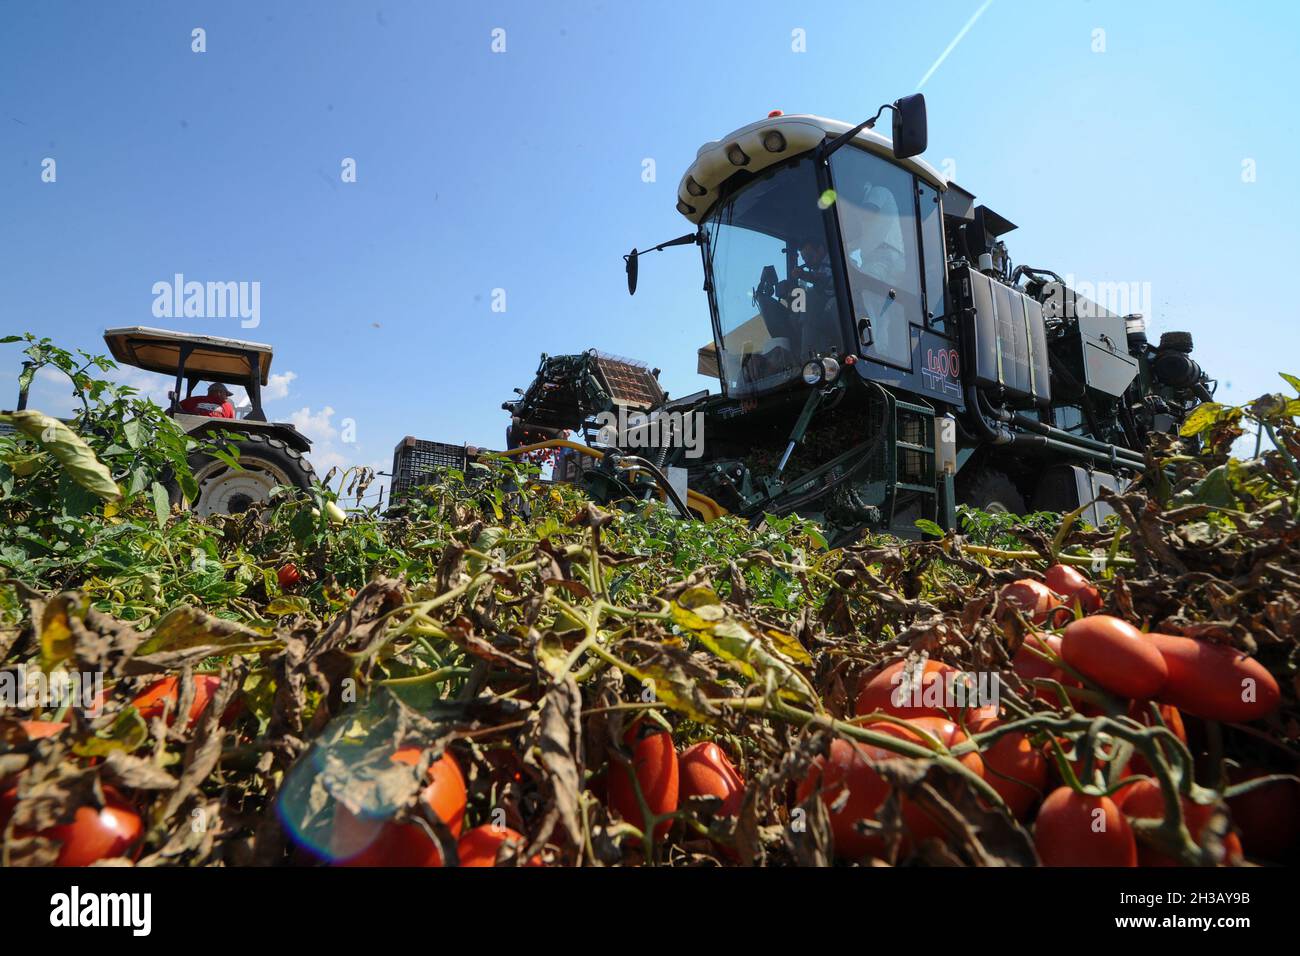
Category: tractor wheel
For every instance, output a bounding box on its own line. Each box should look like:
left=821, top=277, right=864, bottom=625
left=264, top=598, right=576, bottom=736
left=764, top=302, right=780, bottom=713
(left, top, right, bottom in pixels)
left=171, top=433, right=316, bottom=516
left=958, top=468, right=1026, bottom=515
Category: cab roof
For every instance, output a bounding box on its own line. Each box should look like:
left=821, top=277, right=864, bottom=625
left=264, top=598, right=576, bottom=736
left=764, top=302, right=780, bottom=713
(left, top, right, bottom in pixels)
left=103, top=326, right=273, bottom=386
left=676, top=113, right=948, bottom=224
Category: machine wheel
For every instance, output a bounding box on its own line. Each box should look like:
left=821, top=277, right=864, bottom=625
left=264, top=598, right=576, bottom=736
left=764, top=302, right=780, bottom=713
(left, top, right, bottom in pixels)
left=170, top=432, right=316, bottom=516
left=958, top=468, right=1027, bottom=516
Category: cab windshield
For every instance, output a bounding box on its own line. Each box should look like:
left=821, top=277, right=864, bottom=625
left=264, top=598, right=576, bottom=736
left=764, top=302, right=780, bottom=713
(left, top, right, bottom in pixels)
left=702, top=157, right=843, bottom=398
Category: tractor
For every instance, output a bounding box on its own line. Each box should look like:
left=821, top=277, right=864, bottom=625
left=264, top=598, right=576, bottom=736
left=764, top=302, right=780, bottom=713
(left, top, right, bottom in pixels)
left=96, top=326, right=317, bottom=514
left=480, top=95, right=1215, bottom=545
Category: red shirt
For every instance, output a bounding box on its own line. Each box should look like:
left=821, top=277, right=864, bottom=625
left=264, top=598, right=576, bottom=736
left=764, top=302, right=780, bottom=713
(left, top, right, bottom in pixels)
left=179, top=395, right=235, bottom=418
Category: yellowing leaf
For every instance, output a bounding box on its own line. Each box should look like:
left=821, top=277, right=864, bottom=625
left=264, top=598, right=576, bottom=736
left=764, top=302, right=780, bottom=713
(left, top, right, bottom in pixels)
left=39, top=594, right=86, bottom=671
left=672, top=593, right=817, bottom=706
left=1, top=410, right=122, bottom=501
left=764, top=628, right=813, bottom=667
left=72, top=709, right=149, bottom=758
left=1179, top=402, right=1224, bottom=438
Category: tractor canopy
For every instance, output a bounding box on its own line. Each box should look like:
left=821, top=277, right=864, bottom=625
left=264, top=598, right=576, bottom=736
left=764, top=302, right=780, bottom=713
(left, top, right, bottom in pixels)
left=680, top=114, right=951, bottom=398
left=103, top=326, right=274, bottom=388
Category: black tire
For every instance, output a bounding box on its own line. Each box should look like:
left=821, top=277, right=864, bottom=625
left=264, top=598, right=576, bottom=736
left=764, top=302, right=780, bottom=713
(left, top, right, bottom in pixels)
left=169, top=432, right=316, bottom=516
left=958, top=467, right=1027, bottom=515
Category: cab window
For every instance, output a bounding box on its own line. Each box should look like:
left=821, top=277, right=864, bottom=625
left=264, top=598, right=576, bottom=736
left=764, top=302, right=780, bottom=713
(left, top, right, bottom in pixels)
left=918, top=182, right=948, bottom=333
left=702, top=156, right=843, bottom=397
left=828, top=147, right=923, bottom=369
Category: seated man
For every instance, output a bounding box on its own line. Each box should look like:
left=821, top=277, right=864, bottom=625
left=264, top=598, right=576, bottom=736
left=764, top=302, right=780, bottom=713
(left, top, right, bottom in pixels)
left=178, top=383, right=236, bottom=418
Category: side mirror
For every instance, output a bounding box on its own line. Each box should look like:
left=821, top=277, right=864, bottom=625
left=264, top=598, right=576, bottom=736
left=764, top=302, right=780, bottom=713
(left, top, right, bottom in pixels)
left=625, top=248, right=639, bottom=295
left=891, top=93, right=927, bottom=159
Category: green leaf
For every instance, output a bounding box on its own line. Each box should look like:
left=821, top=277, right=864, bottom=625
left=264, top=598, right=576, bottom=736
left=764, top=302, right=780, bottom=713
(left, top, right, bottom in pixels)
left=0, top=409, right=121, bottom=501
left=1281, top=373, right=1300, bottom=396
left=122, top=418, right=144, bottom=450
left=914, top=518, right=944, bottom=537
left=151, top=481, right=170, bottom=528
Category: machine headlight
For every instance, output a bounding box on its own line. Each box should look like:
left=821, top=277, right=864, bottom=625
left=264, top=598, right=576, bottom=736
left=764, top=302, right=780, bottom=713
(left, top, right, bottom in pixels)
left=762, top=130, right=786, bottom=153
left=685, top=176, right=707, bottom=197
left=726, top=144, right=750, bottom=166
left=821, top=356, right=840, bottom=381
left=802, top=360, right=824, bottom=385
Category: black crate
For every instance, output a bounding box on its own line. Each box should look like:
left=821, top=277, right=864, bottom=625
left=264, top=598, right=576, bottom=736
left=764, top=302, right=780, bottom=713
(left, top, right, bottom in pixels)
left=390, top=436, right=489, bottom=499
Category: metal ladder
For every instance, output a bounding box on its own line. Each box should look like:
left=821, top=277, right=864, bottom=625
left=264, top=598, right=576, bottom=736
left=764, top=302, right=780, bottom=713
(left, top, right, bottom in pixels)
left=884, top=393, right=942, bottom=534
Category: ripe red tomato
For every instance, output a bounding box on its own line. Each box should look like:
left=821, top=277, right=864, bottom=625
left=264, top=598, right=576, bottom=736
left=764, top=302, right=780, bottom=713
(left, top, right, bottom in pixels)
left=457, top=825, right=544, bottom=867
left=277, top=563, right=300, bottom=589
left=0, top=785, right=142, bottom=866
left=1011, top=632, right=1078, bottom=705
left=1227, top=767, right=1300, bottom=861
left=854, top=659, right=995, bottom=722
left=679, top=741, right=745, bottom=817
left=608, top=723, right=679, bottom=840
left=1060, top=615, right=1168, bottom=700
left=1146, top=633, right=1280, bottom=723
left=332, top=748, right=467, bottom=867
left=131, top=674, right=226, bottom=728
left=1044, top=564, right=1102, bottom=613
left=1118, top=778, right=1243, bottom=866
left=971, top=718, right=1048, bottom=820
left=1033, top=787, right=1136, bottom=866
left=796, top=717, right=984, bottom=859
left=996, top=579, right=1063, bottom=626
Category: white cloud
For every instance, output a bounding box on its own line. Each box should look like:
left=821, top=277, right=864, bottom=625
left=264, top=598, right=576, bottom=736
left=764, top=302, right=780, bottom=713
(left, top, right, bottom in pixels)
left=264, top=370, right=297, bottom=401
left=289, top=405, right=338, bottom=443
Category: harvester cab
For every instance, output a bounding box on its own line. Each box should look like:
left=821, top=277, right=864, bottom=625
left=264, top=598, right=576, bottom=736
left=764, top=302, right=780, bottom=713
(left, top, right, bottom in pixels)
left=486, top=96, right=1214, bottom=543
left=102, top=327, right=316, bottom=515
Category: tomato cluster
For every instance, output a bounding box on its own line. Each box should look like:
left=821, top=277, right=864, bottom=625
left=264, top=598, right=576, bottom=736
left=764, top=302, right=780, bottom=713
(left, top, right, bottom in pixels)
left=791, top=564, right=1293, bottom=867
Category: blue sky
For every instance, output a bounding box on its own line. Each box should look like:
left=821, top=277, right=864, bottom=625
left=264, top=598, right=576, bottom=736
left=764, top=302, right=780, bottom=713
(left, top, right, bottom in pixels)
left=3, top=1, right=1297, bottom=500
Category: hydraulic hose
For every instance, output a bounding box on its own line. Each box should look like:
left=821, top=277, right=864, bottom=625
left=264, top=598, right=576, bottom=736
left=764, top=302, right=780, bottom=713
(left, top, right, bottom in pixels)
left=966, top=386, right=1145, bottom=470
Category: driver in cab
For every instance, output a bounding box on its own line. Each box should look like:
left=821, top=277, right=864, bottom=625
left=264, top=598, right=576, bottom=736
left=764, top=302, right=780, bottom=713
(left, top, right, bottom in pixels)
left=773, top=237, right=841, bottom=357
left=178, top=383, right=237, bottom=419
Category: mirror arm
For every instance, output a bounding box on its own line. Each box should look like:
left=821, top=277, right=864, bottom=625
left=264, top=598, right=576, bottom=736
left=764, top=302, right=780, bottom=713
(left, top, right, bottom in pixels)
left=625, top=232, right=699, bottom=263
left=821, top=104, right=892, bottom=158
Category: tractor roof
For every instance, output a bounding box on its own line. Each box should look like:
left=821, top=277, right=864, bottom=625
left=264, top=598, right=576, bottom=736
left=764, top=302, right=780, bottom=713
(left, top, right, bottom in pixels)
left=676, top=113, right=948, bottom=224
left=103, top=326, right=273, bottom=386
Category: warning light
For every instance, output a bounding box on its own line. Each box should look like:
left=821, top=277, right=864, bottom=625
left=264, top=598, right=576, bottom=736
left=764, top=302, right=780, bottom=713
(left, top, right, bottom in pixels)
left=768, top=110, right=783, bottom=117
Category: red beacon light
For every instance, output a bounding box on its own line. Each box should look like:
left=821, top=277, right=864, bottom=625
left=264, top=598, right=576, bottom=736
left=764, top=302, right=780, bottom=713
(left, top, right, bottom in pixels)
left=768, top=110, right=783, bottom=117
